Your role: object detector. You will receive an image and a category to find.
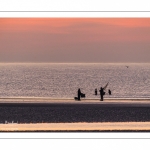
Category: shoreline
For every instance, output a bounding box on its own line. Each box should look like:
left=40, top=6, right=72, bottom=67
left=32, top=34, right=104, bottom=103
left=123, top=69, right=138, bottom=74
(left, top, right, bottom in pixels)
left=0, top=97, right=150, bottom=100
left=0, top=98, right=150, bottom=103
left=1, top=98, right=150, bottom=107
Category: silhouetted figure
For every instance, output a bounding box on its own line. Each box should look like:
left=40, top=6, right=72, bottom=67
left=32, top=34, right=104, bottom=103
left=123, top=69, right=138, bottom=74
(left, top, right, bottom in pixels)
left=100, top=87, right=104, bottom=101
left=74, top=88, right=85, bottom=100
left=81, top=93, right=85, bottom=98
left=95, top=88, right=97, bottom=95
left=108, top=89, right=111, bottom=95
left=78, top=88, right=81, bottom=100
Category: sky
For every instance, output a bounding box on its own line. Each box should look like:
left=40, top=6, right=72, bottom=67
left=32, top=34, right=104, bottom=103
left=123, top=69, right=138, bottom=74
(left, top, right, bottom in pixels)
left=0, top=18, right=150, bottom=63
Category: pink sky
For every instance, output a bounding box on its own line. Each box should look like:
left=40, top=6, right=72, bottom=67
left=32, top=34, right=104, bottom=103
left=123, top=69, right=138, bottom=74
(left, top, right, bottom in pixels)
left=0, top=18, right=150, bottom=63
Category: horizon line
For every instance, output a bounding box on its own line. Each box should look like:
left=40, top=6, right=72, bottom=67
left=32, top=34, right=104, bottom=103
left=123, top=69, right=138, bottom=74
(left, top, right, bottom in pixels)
left=0, top=62, right=150, bottom=64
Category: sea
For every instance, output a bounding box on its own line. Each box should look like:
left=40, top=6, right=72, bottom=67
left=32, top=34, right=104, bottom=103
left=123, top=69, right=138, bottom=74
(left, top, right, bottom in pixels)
left=0, top=63, right=150, bottom=100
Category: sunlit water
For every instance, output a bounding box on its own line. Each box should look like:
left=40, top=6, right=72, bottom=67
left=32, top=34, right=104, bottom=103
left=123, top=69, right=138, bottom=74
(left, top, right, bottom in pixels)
left=0, top=63, right=150, bottom=99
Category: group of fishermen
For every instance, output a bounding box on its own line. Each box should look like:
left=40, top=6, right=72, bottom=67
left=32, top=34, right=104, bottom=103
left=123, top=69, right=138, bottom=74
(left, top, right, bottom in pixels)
left=76, top=83, right=111, bottom=101
left=94, top=87, right=111, bottom=101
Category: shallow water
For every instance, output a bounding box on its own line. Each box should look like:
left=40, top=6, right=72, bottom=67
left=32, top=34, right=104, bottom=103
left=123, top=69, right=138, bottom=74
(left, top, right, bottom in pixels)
left=0, top=63, right=150, bottom=99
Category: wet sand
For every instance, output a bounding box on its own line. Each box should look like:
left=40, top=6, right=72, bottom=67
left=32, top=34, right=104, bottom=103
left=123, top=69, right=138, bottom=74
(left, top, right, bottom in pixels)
left=0, top=99, right=150, bottom=131
left=1, top=122, right=150, bottom=132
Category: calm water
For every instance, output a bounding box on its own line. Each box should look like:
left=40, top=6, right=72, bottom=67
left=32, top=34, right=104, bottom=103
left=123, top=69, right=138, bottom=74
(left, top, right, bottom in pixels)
left=0, top=63, right=150, bottom=99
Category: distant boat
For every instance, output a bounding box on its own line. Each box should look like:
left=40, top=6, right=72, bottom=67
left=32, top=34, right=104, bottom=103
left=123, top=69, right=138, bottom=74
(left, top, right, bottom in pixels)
left=126, top=66, right=129, bottom=68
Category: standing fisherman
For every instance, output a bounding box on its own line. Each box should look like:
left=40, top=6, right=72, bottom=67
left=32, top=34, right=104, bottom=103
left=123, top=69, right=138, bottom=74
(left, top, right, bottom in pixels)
left=95, top=88, right=97, bottom=95
left=108, top=89, right=111, bottom=95
left=78, top=88, right=81, bottom=101
left=100, top=87, right=104, bottom=101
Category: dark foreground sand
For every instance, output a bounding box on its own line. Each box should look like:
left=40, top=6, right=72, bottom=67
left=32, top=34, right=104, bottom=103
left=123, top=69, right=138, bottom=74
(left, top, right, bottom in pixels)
left=0, top=99, right=150, bottom=131
left=1, top=99, right=150, bottom=123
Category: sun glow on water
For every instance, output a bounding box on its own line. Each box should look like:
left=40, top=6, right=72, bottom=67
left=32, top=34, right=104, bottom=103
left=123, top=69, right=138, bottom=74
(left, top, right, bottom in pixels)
left=0, top=63, right=150, bottom=99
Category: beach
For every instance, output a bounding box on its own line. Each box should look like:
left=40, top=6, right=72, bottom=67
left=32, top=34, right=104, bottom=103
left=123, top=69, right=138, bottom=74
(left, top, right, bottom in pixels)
left=0, top=98, right=150, bottom=132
